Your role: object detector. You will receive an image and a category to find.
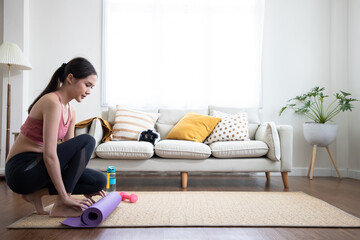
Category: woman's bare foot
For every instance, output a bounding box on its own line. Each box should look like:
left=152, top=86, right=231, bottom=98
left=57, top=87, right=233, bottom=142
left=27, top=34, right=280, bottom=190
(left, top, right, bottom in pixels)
left=49, top=196, right=83, bottom=217
left=22, top=188, right=49, bottom=215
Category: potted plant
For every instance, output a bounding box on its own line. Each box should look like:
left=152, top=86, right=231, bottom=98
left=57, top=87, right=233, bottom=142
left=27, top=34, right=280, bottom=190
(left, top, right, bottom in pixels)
left=279, top=86, right=358, bottom=180
left=279, top=86, right=358, bottom=147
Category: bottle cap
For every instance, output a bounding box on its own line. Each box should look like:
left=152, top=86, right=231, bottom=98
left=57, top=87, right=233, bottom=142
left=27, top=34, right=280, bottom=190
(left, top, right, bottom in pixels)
left=107, top=166, right=115, bottom=173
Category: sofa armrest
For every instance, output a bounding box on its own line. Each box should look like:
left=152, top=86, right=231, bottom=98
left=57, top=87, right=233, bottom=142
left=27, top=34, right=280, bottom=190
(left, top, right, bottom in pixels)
left=89, top=118, right=104, bottom=151
left=75, top=118, right=104, bottom=159
left=277, top=125, right=293, bottom=172
left=75, top=125, right=90, bottom=136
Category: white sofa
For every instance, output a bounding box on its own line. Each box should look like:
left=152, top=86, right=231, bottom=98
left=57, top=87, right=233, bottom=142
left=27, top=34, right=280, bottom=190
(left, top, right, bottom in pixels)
left=77, top=106, right=293, bottom=189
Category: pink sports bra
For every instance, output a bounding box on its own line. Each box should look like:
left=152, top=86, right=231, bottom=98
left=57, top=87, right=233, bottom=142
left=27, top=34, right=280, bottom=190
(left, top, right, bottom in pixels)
left=20, top=92, right=71, bottom=144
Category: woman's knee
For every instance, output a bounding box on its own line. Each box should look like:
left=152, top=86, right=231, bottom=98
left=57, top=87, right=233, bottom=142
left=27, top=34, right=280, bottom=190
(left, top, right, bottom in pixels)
left=75, top=134, right=96, bottom=151
left=96, top=171, right=107, bottom=191
left=84, top=168, right=107, bottom=192
left=77, top=134, right=95, bottom=145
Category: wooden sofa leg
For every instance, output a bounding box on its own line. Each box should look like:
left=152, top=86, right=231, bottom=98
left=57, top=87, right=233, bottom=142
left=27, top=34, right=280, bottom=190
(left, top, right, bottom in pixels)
left=281, top=172, right=289, bottom=188
left=181, top=172, right=188, bottom=189
left=265, top=172, right=270, bottom=181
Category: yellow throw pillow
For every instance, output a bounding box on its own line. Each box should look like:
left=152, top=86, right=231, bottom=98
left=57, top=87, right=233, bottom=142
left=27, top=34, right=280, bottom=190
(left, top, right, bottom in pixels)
left=166, top=112, right=221, bottom=142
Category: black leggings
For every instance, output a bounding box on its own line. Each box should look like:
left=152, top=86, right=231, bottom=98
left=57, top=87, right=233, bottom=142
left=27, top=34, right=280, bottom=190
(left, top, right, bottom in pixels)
left=5, top=134, right=106, bottom=195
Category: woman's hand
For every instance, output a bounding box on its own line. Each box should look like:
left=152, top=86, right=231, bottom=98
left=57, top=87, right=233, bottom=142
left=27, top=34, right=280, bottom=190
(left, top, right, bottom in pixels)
left=50, top=194, right=93, bottom=217
left=61, top=195, right=93, bottom=211
left=84, top=190, right=106, bottom=204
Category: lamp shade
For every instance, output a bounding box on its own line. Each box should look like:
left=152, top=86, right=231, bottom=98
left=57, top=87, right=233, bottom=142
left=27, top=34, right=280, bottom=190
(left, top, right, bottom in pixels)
left=0, top=42, right=32, bottom=70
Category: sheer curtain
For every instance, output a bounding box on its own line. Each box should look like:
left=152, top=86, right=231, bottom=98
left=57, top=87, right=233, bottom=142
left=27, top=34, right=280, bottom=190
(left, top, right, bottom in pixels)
left=103, top=0, right=265, bottom=108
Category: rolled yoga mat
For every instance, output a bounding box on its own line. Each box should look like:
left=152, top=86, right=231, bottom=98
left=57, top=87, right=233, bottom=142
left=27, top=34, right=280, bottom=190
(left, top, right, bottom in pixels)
left=61, top=192, right=122, bottom=228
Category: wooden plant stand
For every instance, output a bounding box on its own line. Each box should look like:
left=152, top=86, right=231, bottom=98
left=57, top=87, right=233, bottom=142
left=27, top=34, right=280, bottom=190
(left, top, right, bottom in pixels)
left=307, top=146, right=342, bottom=180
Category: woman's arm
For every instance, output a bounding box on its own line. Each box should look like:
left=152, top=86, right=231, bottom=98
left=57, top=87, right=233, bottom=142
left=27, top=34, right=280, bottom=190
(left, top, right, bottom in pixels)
left=42, top=96, right=69, bottom=199
left=41, top=96, right=91, bottom=210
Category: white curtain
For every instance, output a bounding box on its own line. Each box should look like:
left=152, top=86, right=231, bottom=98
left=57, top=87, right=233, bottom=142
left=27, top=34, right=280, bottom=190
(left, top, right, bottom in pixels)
left=103, top=0, right=265, bottom=108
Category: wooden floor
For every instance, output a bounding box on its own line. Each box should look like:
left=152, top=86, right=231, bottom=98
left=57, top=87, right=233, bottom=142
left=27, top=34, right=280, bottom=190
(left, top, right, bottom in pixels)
left=1, top=173, right=360, bottom=240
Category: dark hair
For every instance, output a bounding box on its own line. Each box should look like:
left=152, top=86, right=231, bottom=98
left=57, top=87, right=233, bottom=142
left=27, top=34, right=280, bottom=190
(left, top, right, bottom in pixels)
left=28, top=57, right=97, bottom=113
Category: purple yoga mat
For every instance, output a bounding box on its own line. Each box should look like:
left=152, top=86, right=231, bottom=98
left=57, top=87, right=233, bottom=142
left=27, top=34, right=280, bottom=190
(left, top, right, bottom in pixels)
left=61, top=192, right=122, bottom=228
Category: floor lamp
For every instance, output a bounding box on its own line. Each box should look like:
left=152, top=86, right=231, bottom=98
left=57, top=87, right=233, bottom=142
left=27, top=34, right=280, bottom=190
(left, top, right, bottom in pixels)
left=0, top=42, right=32, bottom=158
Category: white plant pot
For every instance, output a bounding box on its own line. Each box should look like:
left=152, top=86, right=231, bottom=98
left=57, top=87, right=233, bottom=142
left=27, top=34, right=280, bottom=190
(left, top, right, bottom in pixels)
left=303, top=123, right=338, bottom=147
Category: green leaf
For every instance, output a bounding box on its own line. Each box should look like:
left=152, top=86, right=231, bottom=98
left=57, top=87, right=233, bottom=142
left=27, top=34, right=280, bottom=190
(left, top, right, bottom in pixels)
left=279, top=86, right=358, bottom=123
left=279, top=106, right=287, bottom=116
left=340, top=90, right=351, bottom=97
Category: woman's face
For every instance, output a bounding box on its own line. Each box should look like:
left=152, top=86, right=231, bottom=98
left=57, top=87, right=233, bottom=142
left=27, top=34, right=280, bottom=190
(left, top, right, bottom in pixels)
left=73, top=74, right=97, bottom=103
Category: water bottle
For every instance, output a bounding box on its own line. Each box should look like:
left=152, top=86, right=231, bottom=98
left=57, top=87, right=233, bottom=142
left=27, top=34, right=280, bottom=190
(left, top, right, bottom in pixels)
left=106, top=166, right=116, bottom=192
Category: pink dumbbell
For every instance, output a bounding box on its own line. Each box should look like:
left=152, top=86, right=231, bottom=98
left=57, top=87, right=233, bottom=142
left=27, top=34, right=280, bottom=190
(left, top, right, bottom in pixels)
left=120, top=192, right=138, bottom=203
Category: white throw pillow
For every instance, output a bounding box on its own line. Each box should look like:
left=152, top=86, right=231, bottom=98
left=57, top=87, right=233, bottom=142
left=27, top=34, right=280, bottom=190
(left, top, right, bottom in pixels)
left=210, top=141, right=269, bottom=158
left=205, top=110, right=249, bottom=144
left=255, top=122, right=281, bottom=161
left=155, top=140, right=211, bottom=159
left=112, top=106, right=160, bottom=141
left=96, top=141, right=154, bottom=159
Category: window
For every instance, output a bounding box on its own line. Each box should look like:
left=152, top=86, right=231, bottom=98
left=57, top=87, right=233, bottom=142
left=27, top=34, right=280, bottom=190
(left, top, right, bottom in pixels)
left=103, top=0, right=265, bottom=108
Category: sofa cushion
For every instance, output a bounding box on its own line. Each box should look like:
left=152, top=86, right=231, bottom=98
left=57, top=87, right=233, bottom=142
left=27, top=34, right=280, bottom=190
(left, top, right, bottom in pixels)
left=156, top=108, right=208, bottom=139
left=105, top=106, right=159, bottom=126
left=88, top=118, right=104, bottom=159
left=209, top=106, right=260, bottom=140
left=209, top=141, right=268, bottom=158
left=255, top=122, right=281, bottom=161
left=112, top=106, right=160, bottom=141
left=155, top=140, right=211, bottom=159
left=96, top=141, right=154, bottom=160
left=205, top=110, right=249, bottom=144
left=166, top=113, right=221, bottom=142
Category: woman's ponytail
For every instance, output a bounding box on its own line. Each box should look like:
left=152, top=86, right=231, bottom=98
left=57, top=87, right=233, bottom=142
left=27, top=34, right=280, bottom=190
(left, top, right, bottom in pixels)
left=27, top=58, right=96, bottom=114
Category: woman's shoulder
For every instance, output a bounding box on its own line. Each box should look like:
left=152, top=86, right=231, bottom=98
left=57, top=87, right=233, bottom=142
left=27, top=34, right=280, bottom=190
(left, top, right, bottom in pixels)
left=35, top=92, right=61, bottom=112
left=38, top=92, right=59, bottom=104
left=29, top=92, right=61, bottom=119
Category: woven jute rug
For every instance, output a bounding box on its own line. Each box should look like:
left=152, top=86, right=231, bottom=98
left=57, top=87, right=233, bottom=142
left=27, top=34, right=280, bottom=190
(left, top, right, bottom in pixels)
left=8, top=191, right=360, bottom=228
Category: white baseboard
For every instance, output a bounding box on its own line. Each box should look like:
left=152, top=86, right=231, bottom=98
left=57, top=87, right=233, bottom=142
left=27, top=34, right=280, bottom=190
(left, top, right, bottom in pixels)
left=289, top=167, right=343, bottom=177
left=0, top=167, right=358, bottom=180
left=348, top=169, right=360, bottom=180
left=259, top=167, right=360, bottom=180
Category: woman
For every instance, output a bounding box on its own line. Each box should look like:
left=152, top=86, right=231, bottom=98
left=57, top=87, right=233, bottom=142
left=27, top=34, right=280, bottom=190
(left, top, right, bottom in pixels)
left=5, top=57, right=107, bottom=217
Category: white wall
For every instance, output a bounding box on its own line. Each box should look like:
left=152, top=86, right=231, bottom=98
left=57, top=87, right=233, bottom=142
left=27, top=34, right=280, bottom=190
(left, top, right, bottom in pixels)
left=348, top=0, right=360, bottom=176
left=330, top=0, right=350, bottom=175
left=29, top=0, right=102, bottom=121
left=262, top=0, right=332, bottom=173
left=0, top=0, right=3, bottom=171
left=0, top=0, right=30, bottom=169
left=1, top=0, right=360, bottom=178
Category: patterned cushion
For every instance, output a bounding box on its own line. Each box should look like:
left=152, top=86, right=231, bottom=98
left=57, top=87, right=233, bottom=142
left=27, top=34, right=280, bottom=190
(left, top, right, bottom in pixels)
left=112, top=106, right=160, bottom=141
left=205, top=110, right=249, bottom=144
